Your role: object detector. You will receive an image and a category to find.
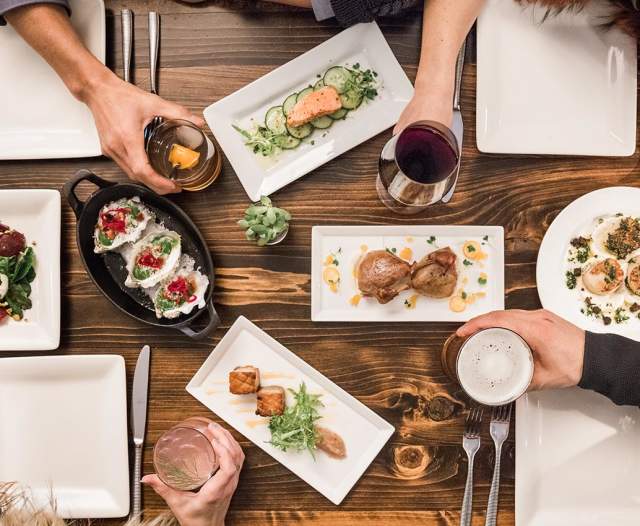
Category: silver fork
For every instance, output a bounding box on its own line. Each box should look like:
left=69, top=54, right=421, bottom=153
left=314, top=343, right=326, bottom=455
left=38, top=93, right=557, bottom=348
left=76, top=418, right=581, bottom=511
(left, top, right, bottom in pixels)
left=485, top=404, right=513, bottom=526
left=461, top=406, right=483, bottom=526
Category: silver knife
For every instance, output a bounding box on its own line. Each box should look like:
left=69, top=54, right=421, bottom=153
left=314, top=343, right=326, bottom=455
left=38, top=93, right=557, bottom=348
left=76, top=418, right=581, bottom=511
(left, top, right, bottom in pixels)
left=148, top=12, right=160, bottom=95
left=441, top=37, right=467, bottom=204
left=131, top=345, right=151, bottom=517
left=121, top=9, right=133, bottom=83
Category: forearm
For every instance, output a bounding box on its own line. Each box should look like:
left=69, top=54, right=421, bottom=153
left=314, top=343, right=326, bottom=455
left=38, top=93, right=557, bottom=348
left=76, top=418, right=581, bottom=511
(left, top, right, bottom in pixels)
left=579, top=332, right=640, bottom=406
left=4, top=4, right=114, bottom=103
left=415, top=0, right=485, bottom=97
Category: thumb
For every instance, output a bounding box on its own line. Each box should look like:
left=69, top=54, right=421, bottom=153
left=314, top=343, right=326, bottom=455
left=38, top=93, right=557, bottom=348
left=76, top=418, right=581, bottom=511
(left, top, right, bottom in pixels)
left=141, top=474, right=179, bottom=503
left=160, top=101, right=205, bottom=128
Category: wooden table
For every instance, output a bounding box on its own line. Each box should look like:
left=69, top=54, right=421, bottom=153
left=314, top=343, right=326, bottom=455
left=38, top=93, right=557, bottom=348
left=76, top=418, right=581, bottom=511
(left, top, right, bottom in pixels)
left=2, top=1, right=638, bottom=524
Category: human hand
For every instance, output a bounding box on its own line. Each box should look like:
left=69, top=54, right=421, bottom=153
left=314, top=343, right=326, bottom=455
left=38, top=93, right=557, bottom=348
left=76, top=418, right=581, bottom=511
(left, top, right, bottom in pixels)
left=142, top=420, right=245, bottom=526
left=80, top=74, right=205, bottom=194
left=393, top=86, right=453, bottom=135
left=456, top=309, right=586, bottom=391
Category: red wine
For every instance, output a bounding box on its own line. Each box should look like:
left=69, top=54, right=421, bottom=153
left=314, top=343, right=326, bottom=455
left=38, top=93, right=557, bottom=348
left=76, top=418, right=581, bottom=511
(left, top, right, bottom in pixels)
left=395, top=126, right=458, bottom=184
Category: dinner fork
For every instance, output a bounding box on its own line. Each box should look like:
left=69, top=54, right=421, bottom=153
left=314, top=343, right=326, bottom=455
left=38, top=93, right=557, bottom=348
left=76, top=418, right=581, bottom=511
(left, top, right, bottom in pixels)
left=485, top=404, right=513, bottom=526
left=121, top=9, right=133, bottom=83
left=148, top=12, right=160, bottom=95
left=461, top=406, right=483, bottom=526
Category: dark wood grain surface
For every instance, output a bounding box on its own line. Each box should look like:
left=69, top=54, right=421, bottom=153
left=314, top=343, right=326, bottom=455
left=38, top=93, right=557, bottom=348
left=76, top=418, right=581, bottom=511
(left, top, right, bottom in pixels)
left=1, top=0, right=638, bottom=524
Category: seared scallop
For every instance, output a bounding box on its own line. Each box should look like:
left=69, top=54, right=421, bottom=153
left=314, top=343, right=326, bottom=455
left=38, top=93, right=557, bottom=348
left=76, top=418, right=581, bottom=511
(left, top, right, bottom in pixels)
left=411, top=247, right=458, bottom=298
left=626, top=258, right=640, bottom=296
left=582, top=258, right=624, bottom=295
left=356, top=250, right=412, bottom=304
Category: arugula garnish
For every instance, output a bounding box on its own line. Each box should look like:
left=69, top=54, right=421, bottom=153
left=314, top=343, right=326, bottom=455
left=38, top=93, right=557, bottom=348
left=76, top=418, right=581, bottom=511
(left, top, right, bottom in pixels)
left=268, top=383, right=323, bottom=457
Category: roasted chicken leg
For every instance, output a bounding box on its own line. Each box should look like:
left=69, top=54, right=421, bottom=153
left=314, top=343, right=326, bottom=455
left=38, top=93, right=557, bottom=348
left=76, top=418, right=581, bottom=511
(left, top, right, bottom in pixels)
left=356, top=250, right=412, bottom=304
left=411, top=247, right=458, bottom=298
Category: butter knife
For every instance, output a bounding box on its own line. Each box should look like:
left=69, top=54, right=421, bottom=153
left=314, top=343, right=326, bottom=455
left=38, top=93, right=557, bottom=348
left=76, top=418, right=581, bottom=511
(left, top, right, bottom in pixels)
left=121, top=9, right=133, bottom=83
left=441, top=36, right=467, bottom=204
left=148, top=12, right=160, bottom=95
left=131, top=345, right=151, bottom=517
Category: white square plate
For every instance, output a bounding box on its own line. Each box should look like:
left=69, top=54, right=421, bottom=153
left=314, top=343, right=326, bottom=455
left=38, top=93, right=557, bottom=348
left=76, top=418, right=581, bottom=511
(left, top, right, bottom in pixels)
left=476, top=0, right=637, bottom=156
left=186, top=316, right=394, bottom=505
left=311, top=225, right=504, bottom=322
left=204, top=22, right=414, bottom=201
left=0, top=355, right=130, bottom=518
left=516, top=389, right=640, bottom=525
left=0, top=190, right=61, bottom=350
left=0, top=0, right=104, bottom=159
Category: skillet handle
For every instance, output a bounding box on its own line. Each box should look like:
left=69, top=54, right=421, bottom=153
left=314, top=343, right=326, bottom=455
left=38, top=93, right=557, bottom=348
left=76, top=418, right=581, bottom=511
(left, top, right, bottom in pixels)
left=63, top=169, right=117, bottom=219
left=179, top=299, right=220, bottom=340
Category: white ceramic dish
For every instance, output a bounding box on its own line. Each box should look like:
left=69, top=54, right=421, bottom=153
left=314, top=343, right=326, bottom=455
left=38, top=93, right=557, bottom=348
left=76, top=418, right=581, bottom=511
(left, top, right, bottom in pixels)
left=186, top=316, right=394, bottom=505
left=311, top=225, right=504, bottom=322
left=537, top=186, right=640, bottom=340
left=476, top=0, right=637, bottom=156
left=0, top=0, right=104, bottom=159
left=204, top=22, right=414, bottom=201
left=516, top=389, right=640, bottom=525
left=0, top=190, right=61, bottom=350
left=0, top=355, right=130, bottom=518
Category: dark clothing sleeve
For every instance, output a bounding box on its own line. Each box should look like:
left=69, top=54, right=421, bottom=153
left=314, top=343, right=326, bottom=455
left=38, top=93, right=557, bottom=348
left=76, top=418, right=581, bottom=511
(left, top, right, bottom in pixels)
left=579, top=332, right=640, bottom=406
left=330, top=0, right=419, bottom=27
left=0, top=0, right=70, bottom=25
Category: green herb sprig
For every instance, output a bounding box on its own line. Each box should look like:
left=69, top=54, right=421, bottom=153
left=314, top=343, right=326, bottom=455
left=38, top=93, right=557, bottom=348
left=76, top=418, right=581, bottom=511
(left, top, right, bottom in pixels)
left=268, top=383, right=323, bottom=457
left=0, top=246, right=36, bottom=320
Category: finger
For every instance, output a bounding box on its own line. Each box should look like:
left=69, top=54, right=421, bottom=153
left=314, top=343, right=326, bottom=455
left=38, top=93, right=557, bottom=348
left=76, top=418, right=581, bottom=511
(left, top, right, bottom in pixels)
left=207, top=423, right=242, bottom=464
left=197, top=435, right=239, bottom=502
left=124, top=138, right=181, bottom=194
left=456, top=310, right=530, bottom=338
left=213, top=424, right=244, bottom=464
left=159, top=100, right=205, bottom=128
left=141, top=474, right=184, bottom=507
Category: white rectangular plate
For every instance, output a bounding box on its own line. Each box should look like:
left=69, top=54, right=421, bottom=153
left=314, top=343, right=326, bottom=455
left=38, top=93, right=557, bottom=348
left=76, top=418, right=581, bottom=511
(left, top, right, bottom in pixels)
left=0, top=189, right=61, bottom=350
left=186, top=316, right=394, bottom=505
left=204, top=22, right=414, bottom=201
left=476, top=0, right=637, bottom=156
left=516, top=389, right=640, bottom=525
left=311, top=225, right=504, bottom=322
left=0, top=355, right=130, bottom=518
left=0, top=0, right=104, bottom=159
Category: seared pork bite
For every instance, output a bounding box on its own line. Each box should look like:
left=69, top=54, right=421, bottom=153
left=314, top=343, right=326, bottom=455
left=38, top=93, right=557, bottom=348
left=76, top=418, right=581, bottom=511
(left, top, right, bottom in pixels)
left=582, top=258, right=624, bottom=295
left=356, top=250, right=412, bottom=304
left=229, top=366, right=260, bottom=394
left=256, top=385, right=286, bottom=417
left=315, top=426, right=347, bottom=459
left=411, top=247, right=458, bottom=298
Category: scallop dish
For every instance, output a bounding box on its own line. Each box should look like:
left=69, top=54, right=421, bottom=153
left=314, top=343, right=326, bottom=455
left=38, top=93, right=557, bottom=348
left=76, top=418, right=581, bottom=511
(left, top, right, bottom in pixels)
left=564, top=214, right=640, bottom=326
left=93, top=197, right=209, bottom=320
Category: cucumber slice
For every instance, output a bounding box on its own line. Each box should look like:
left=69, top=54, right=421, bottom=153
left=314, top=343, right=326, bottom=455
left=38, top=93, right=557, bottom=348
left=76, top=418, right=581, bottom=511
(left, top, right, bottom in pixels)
left=282, top=93, right=298, bottom=117
left=310, top=115, right=333, bottom=129
left=323, top=66, right=352, bottom=94
left=329, top=108, right=349, bottom=120
left=296, top=87, right=314, bottom=102
left=313, top=79, right=325, bottom=91
left=340, top=89, right=363, bottom=110
left=286, top=123, right=313, bottom=139
left=273, top=134, right=301, bottom=149
left=265, top=106, right=287, bottom=135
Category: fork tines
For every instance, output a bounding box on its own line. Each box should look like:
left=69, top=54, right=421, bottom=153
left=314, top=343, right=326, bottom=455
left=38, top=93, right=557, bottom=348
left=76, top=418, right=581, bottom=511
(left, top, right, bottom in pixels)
left=464, top=406, right=484, bottom=437
left=491, top=403, right=513, bottom=422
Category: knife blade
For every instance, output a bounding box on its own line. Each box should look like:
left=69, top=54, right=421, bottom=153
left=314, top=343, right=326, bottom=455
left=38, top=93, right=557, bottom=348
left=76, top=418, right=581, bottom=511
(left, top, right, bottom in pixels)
left=131, top=344, right=150, bottom=517
left=441, top=37, right=467, bottom=204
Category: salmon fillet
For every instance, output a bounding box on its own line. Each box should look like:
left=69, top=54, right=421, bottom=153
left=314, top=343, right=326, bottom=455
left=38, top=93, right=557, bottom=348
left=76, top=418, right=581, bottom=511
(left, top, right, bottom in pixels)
left=286, top=86, right=342, bottom=127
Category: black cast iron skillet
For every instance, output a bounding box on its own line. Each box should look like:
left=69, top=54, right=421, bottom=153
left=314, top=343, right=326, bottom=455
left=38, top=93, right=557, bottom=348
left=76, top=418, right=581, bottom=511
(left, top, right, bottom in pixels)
left=63, top=169, right=219, bottom=340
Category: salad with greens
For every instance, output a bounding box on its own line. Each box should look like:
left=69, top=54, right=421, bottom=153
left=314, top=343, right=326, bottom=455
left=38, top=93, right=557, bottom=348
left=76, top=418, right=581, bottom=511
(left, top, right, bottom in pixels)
left=234, top=63, right=379, bottom=157
left=268, top=383, right=323, bottom=457
left=0, top=224, right=36, bottom=322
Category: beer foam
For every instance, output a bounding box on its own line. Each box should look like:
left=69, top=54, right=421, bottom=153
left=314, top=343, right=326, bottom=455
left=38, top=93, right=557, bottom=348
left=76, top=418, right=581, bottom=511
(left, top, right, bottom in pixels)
left=456, top=328, right=533, bottom=405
